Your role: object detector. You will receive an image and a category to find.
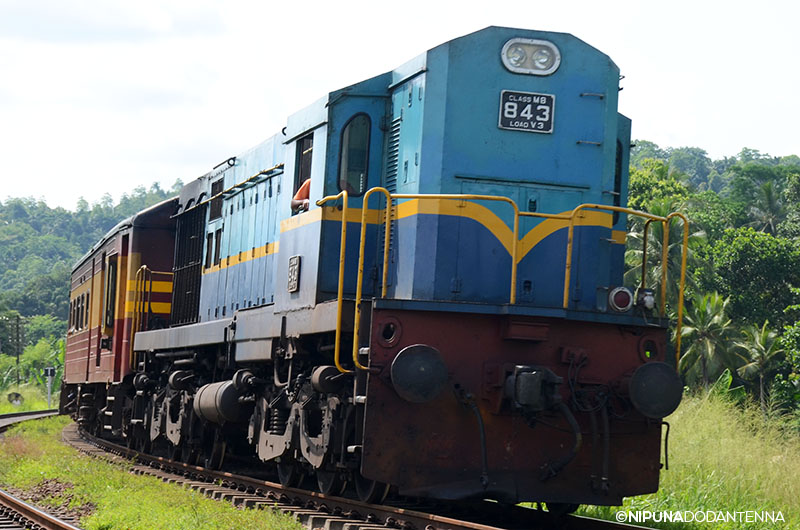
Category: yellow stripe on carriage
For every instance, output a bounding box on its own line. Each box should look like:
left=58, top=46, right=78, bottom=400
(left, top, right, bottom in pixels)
left=124, top=301, right=171, bottom=314
left=125, top=280, right=172, bottom=293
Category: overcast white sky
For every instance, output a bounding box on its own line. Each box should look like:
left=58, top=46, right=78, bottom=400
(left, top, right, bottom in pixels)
left=1, top=0, right=797, bottom=210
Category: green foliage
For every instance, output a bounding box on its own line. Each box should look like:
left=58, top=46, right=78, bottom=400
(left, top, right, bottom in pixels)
left=24, top=314, right=66, bottom=346
left=683, top=191, right=744, bottom=241
left=679, top=292, right=735, bottom=389
left=630, top=139, right=669, bottom=167
left=705, top=228, right=800, bottom=327
left=668, top=147, right=712, bottom=188
left=627, top=159, right=690, bottom=211
left=734, top=322, right=785, bottom=415
left=778, top=172, right=800, bottom=239
left=709, top=368, right=746, bottom=404
left=0, top=183, right=177, bottom=321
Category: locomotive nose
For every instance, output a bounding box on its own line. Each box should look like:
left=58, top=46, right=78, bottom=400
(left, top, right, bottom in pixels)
left=628, top=362, right=683, bottom=419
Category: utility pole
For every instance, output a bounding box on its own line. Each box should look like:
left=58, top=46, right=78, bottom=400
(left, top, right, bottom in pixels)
left=15, top=314, right=20, bottom=387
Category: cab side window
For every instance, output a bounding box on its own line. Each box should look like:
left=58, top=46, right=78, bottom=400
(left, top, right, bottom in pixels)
left=295, top=133, right=313, bottom=193
left=338, top=114, right=370, bottom=196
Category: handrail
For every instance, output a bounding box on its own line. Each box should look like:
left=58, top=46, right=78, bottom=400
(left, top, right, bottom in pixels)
left=316, top=191, right=352, bottom=373
left=316, top=189, right=688, bottom=373
left=129, top=265, right=175, bottom=371
left=560, top=204, right=678, bottom=313
left=130, top=265, right=148, bottom=370
left=668, top=212, right=690, bottom=367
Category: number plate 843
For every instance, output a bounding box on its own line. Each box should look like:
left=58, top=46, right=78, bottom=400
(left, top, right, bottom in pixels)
left=498, top=90, right=555, bottom=134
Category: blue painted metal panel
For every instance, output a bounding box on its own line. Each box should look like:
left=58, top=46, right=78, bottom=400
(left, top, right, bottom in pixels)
left=185, top=26, right=635, bottom=327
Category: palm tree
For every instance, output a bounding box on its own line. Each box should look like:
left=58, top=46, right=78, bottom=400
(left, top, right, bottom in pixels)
left=679, top=292, right=734, bottom=390
left=624, top=198, right=706, bottom=314
left=734, top=321, right=784, bottom=416
left=749, top=181, right=785, bottom=235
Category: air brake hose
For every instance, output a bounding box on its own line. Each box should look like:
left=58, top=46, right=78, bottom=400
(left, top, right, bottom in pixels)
left=540, top=402, right=583, bottom=481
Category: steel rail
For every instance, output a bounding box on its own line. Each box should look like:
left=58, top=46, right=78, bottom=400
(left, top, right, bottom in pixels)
left=0, top=409, right=58, bottom=434
left=0, top=485, right=82, bottom=530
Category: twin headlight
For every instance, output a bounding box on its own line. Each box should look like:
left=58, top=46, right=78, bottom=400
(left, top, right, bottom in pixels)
left=501, top=38, right=561, bottom=76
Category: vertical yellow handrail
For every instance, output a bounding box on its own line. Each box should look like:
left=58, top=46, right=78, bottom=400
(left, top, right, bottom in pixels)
left=668, top=212, right=689, bottom=367
left=316, top=191, right=352, bottom=373
left=659, top=221, right=670, bottom=317
left=130, top=265, right=148, bottom=370
left=351, top=187, right=393, bottom=370
left=641, top=220, right=654, bottom=289
left=561, top=204, right=680, bottom=311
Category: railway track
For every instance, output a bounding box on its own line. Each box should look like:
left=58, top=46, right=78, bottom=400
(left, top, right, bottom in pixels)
left=0, top=410, right=58, bottom=434
left=0, top=411, right=82, bottom=530
left=0, top=488, right=83, bottom=530
left=63, top=424, right=655, bottom=530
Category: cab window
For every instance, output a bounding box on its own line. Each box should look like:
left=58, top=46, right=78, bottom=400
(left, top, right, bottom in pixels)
left=338, top=114, right=370, bottom=196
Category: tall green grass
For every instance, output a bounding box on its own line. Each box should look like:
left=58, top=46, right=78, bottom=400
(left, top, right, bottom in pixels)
left=0, top=384, right=52, bottom=414
left=0, top=417, right=303, bottom=530
left=581, top=393, right=800, bottom=529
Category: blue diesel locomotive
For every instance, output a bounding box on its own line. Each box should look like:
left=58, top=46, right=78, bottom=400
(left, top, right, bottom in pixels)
left=62, top=26, right=687, bottom=509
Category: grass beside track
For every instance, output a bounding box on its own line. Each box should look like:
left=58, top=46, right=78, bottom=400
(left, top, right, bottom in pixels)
left=579, top=393, right=800, bottom=530
left=0, top=416, right=303, bottom=530
left=0, top=385, right=52, bottom=414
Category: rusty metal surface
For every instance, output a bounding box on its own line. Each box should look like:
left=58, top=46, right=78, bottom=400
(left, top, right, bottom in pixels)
left=363, top=308, right=666, bottom=504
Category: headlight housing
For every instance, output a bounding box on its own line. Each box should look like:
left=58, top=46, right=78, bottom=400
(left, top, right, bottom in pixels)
left=501, top=38, right=561, bottom=76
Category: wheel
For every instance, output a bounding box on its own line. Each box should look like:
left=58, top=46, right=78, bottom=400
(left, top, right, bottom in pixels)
left=316, top=467, right=346, bottom=496
left=203, top=439, right=226, bottom=470
left=135, top=434, right=151, bottom=454
left=353, top=472, right=389, bottom=504
left=181, top=445, right=199, bottom=466
left=276, top=460, right=304, bottom=488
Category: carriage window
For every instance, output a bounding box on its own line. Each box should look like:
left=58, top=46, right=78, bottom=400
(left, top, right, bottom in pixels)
left=104, top=257, right=118, bottom=329
left=78, top=294, right=84, bottom=330
left=338, top=114, right=370, bottom=196
left=84, top=290, right=90, bottom=329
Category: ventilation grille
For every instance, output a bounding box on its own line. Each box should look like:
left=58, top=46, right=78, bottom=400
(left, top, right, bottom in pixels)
left=384, top=116, right=402, bottom=193
left=171, top=203, right=207, bottom=326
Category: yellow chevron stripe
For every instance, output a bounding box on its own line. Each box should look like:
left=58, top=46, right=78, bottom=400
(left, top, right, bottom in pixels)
left=517, top=211, right=613, bottom=262
left=224, top=200, right=616, bottom=274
